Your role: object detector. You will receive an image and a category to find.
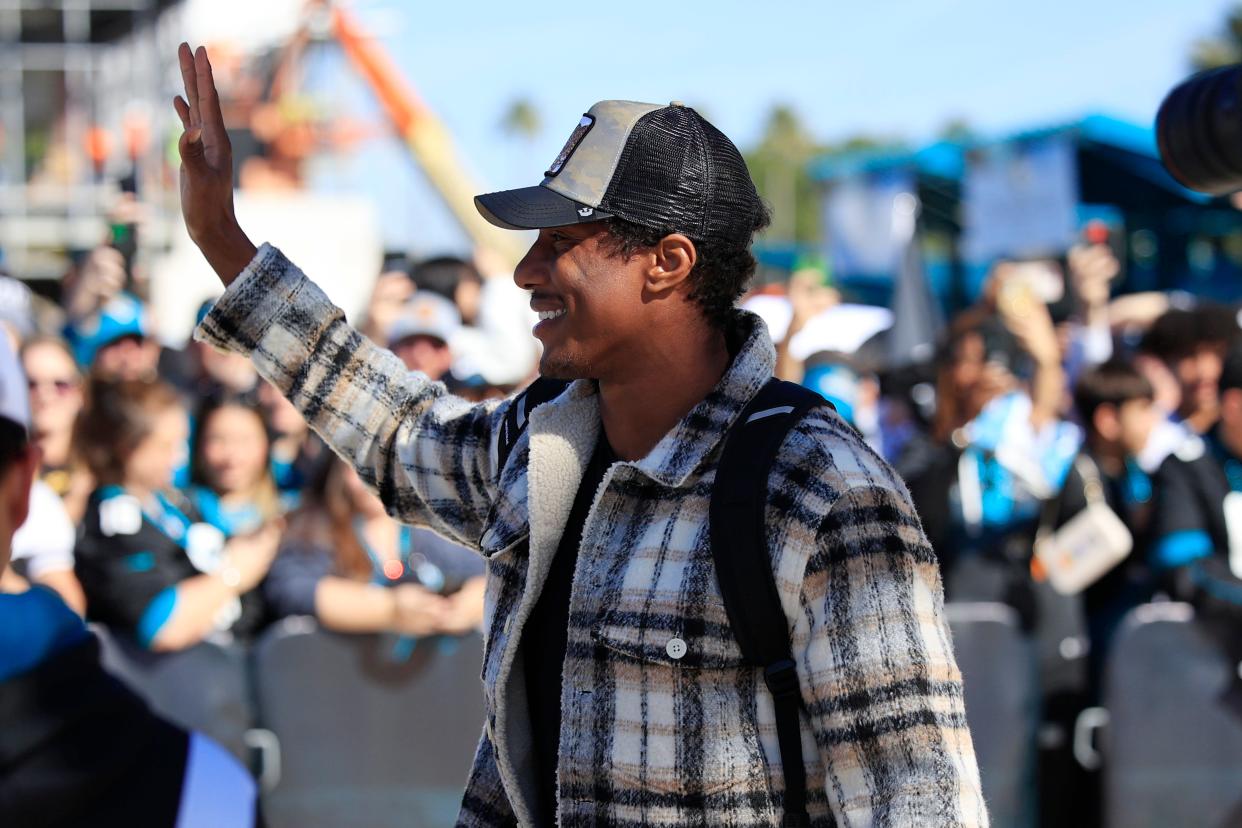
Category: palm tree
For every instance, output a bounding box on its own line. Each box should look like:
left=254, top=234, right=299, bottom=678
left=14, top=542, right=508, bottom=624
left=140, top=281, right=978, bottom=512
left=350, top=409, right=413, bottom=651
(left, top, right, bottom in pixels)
left=1191, top=6, right=1242, bottom=70
left=745, top=105, right=821, bottom=243
left=500, top=99, right=541, bottom=143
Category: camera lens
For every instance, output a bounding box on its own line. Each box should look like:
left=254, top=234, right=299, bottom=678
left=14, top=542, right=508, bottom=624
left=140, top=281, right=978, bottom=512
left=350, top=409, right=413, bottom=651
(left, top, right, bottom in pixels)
left=1157, top=65, right=1242, bottom=195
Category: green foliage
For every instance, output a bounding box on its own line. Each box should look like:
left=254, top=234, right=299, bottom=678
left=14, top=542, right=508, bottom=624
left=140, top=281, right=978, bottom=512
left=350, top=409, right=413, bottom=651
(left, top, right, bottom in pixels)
left=937, top=117, right=977, bottom=143
left=1190, top=5, right=1242, bottom=70
left=499, top=98, right=541, bottom=142
left=744, top=104, right=901, bottom=244
left=745, top=105, right=820, bottom=243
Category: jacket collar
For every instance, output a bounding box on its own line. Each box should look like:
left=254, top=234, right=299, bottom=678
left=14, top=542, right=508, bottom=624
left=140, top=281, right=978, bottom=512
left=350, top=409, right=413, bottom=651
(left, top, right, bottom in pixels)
left=509, top=309, right=776, bottom=546
left=629, top=309, right=776, bottom=488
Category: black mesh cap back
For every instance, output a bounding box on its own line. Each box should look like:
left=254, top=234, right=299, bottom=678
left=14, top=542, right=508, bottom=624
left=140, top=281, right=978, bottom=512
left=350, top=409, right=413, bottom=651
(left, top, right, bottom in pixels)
left=598, top=106, right=766, bottom=246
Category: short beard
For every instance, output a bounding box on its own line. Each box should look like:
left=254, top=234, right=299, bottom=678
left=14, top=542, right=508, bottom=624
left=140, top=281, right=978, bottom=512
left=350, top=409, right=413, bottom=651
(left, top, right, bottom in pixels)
left=538, top=349, right=592, bottom=381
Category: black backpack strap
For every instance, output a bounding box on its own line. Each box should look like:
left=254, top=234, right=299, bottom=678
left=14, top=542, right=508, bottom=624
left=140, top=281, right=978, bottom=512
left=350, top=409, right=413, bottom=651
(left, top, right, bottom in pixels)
left=710, top=377, right=830, bottom=828
left=497, top=377, right=572, bottom=473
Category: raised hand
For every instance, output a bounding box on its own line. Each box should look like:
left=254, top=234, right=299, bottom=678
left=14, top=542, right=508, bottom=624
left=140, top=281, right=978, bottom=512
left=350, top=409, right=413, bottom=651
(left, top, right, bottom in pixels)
left=173, top=42, right=257, bottom=286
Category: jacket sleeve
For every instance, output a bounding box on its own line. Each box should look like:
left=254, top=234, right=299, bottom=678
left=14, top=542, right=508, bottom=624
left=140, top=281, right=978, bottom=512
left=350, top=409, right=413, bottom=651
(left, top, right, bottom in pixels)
left=195, top=244, right=511, bottom=550
left=795, top=483, right=989, bottom=827
left=455, top=727, right=518, bottom=827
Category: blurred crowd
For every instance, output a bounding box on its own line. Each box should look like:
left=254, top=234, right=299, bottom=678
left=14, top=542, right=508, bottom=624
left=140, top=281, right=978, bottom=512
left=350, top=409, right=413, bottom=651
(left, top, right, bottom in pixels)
left=757, top=240, right=1242, bottom=825
left=0, top=231, right=547, bottom=656
left=2, top=215, right=1242, bottom=826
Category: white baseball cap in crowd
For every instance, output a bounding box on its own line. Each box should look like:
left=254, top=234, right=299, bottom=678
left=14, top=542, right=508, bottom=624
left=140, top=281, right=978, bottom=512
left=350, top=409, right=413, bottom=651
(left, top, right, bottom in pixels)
left=386, top=292, right=462, bottom=349
left=0, top=331, right=29, bottom=432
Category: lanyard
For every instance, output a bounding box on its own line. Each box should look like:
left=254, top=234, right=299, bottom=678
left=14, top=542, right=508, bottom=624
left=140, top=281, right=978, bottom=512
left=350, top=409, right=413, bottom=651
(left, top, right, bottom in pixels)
left=142, top=490, right=192, bottom=546
left=351, top=518, right=445, bottom=591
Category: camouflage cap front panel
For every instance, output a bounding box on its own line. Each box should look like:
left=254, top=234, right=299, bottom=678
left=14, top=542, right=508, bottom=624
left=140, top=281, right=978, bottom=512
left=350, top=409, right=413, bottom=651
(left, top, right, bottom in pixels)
left=542, top=100, right=663, bottom=209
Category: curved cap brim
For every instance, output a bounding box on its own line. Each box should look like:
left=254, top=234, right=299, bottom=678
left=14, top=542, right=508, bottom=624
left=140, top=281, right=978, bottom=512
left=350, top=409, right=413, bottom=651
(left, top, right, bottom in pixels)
left=474, top=185, right=612, bottom=230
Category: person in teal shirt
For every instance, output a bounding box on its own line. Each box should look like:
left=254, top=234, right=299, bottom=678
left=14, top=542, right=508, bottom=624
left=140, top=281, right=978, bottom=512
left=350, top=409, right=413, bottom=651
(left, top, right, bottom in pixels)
left=0, top=336, right=260, bottom=826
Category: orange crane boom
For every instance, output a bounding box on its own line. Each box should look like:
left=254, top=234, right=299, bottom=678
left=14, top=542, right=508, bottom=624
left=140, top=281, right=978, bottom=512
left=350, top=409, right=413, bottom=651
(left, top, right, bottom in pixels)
left=328, top=3, right=529, bottom=268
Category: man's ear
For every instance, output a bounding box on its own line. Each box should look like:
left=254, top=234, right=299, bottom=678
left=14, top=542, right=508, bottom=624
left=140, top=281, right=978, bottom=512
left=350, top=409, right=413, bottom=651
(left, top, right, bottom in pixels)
left=644, top=234, right=697, bottom=296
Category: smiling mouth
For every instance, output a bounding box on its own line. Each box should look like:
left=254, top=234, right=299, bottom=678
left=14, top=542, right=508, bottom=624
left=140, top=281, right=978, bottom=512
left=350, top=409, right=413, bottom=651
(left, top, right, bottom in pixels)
left=537, top=309, right=567, bottom=322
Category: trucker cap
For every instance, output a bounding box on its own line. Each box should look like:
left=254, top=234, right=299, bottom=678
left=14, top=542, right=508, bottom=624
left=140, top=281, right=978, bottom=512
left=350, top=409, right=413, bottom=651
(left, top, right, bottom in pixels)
left=475, top=100, right=766, bottom=245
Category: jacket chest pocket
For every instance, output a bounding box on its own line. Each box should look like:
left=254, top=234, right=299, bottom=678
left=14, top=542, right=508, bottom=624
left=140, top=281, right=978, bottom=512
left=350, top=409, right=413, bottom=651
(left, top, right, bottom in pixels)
left=478, top=534, right=527, bottom=708
left=587, top=607, right=766, bottom=798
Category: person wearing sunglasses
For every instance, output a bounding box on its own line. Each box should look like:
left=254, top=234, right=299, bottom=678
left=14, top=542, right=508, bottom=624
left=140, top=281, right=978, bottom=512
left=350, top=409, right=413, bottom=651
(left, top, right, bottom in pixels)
left=20, top=337, right=91, bottom=525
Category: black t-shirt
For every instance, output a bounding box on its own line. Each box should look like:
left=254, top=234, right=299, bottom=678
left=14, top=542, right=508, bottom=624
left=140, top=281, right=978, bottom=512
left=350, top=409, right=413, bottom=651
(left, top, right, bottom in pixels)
left=1150, top=430, right=1235, bottom=585
left=521, top=433, right=616, bottom=825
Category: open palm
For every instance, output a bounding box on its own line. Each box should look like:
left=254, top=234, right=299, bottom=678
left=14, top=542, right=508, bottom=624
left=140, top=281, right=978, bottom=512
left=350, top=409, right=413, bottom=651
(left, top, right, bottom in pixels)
left=173, top=42, right=256, bottom=285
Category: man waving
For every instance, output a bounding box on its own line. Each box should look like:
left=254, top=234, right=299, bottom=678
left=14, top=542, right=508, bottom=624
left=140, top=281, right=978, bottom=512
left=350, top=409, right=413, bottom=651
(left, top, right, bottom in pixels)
left=175, top=42, right=986, bottom=828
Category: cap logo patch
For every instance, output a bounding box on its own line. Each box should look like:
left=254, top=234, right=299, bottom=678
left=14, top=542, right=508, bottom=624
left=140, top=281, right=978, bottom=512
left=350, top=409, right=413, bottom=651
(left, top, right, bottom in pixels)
left=577, top=207, right=594, bottom=217
left=545, top=114, right=594, bottom=177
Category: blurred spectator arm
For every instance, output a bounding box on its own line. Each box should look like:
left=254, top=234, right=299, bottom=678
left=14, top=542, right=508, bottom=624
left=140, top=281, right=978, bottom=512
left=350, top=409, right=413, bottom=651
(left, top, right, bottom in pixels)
left=0, top=565, right=29, bottom=593
left=1107, top=292, right=1172, bottom=335
left=144, top=574, right=245, bottom=651
left=61, top=247, right=126, bottom=323
left=797, top=485, right=988, bottom=825
left=437, top=575, right=486, bottom=635
left=150, top=523, right=276, bottom=655
left=312, top=579, right=406, bottom=633
left=75, top=515, right=275, bottom=651
left=148, top=524, right=278, bottom=651
left=12, top=480, right=86, bottom=614
left=195, top=245, right=507, bottom=551
left=1068, top=243, right=1121, bottom=368
left=999, top=283, right=1064, bottom=431
left=1069, top=243, right=1119, bottom=333
left=265, top=538, right=415, bottom=634
left=775, top=269, right=836, bottom=382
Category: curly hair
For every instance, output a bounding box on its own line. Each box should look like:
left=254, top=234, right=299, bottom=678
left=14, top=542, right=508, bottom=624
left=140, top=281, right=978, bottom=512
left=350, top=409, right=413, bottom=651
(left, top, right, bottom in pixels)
left=599, top=211, right=771, bottom=331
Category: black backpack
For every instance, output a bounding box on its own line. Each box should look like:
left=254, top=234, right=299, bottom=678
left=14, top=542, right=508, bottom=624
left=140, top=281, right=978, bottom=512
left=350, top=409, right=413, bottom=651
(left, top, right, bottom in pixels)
left=498, top=376, right=828, bottom=828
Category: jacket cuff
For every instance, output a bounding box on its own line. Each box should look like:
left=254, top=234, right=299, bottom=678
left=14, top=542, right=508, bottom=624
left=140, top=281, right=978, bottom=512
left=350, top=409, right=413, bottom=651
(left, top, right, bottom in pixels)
left=193, top=242, right=302, bottom=354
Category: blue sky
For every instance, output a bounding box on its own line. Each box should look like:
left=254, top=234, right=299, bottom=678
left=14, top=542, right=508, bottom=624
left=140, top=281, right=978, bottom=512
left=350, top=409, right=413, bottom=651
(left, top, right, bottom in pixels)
left=306, top=0, right=1240, bottom=252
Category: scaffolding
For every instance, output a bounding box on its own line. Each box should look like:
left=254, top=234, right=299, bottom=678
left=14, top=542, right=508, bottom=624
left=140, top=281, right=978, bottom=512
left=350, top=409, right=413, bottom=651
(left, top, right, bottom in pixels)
left=0, top=0, right=182, bottom=281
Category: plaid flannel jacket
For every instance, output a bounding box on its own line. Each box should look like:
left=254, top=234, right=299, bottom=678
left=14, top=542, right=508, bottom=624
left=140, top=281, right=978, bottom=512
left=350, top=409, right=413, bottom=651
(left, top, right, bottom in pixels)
left=197, top=243, right=988, bottom=828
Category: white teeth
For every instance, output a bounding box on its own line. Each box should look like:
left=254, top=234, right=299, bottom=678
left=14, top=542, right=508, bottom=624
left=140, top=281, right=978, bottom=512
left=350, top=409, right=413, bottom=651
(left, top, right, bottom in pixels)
left=537, top=309, right=567, bottom=321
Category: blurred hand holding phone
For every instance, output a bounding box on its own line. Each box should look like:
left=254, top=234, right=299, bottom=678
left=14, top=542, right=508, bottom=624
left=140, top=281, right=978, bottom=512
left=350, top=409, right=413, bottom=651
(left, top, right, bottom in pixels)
left=1067, top=241, right=1121, bottom=310
left=997, top=259, right=1065, bottom=315
left=991, top=260, right=1061, bottom=366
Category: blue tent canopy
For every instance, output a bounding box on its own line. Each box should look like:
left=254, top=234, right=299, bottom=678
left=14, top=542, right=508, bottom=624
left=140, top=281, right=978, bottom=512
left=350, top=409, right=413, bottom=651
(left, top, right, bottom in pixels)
left=809, top=113, right=1235, bottom=306
left=810, top=113, right=1204, bottom=202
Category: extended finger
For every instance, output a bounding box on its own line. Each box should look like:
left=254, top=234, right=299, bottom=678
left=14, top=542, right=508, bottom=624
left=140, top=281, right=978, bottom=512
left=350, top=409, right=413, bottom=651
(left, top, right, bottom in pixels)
left=173, top=95, right=192, bottom=130
left=178, top=42, right=201, bottom=126
left=195, top=46, right=229, bottom=151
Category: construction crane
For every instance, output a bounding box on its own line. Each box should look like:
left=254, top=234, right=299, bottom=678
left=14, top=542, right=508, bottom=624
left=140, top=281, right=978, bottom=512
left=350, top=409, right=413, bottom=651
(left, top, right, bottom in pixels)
left=262, top=1, right=530, bottom=268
